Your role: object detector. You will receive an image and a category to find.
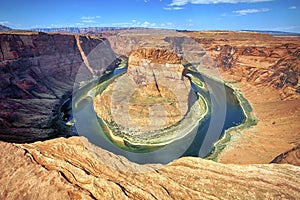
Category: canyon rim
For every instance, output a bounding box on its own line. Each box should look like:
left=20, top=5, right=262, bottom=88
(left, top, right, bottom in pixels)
left=0, top=27, right=300, bottom=199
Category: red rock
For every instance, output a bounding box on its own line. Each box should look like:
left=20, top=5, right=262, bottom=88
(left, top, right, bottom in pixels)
left=0, top=32, right=118, bottom=142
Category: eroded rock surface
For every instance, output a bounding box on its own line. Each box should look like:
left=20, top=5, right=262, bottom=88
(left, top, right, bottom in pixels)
left=0, top=140, right=93, bottom=199
left=271, top=145, right=300, bottom=166
left=95, top=48, right=193, bottom=129
left=1, top=137, right=300, bottom=200
left=0, top=32, right=117, bottom=142
left=187, top=31, right=300, bottom=100
left=94, top=48, right=201, bottom=146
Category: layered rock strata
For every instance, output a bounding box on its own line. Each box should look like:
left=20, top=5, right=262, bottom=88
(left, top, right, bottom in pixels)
left=0, top=32, right=117, bottom=142
left=94, top=48, right=204, bottom=147
left=271, top=145, right=300, bottom=166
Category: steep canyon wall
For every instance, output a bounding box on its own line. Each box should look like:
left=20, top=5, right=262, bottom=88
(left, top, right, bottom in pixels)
left=0, top=32, right=117, bottom=142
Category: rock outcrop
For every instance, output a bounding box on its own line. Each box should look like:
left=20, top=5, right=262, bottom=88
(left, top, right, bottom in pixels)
left=94, top=48, right=202, bottom=148
left=271, top=145, right=300, bottom=166
left=0, top=32, right=118, bottom=142
left=1, top=137, right=300, bottom=199
left=188, top=31, right=300, bottom=100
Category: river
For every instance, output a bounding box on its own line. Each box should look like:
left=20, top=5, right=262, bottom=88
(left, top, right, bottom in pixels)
left=63, top=66, right=245, bottom=164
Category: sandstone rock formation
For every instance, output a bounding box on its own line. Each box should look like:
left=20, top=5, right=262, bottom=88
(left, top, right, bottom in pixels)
left=188, top=31, right=300, bottom=100
left=0, top=32, right=118, bottom=142
left=271, top=145, right=300, bottom=166
left=94, top=48, right=202, bottom=147
left=1, top=137, right=300, bottom=199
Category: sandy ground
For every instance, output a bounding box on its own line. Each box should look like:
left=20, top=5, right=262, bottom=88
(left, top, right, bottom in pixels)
left=217, top=73, right=300, bottom=164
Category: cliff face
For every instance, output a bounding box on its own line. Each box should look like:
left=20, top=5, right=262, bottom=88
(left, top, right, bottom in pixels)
left=108, top=30, right=300, bottom=100
left=0, top=32, right=117, bottom=142
left=188, top=32, right=300, bottom=100
left=271, top=145, right=300, bottom=166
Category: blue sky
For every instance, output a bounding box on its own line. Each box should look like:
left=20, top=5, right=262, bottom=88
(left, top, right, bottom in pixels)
left=0, top=0, right=299, bottom=32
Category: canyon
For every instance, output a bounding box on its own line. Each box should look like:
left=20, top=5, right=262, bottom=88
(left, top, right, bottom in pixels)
left=0, top=29, right=300, bottom=199
left=107, top=30, right=300, bottom=164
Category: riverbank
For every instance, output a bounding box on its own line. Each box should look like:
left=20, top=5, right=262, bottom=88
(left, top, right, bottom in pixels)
left=208, top=70, right=300, bottom=164
left=99, top=93, right=208, bottom=152
left=205, top=82, right=256, bottom=161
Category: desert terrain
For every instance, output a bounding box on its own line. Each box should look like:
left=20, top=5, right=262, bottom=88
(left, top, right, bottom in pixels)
left=0, top=28, right=300, bottom=199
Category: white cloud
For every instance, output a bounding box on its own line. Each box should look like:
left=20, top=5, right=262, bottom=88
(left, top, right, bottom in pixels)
left=79, top=16, right=101, bottom=24
left=30, top=20, right=177, bottom=30
left=75, top=23, right=84, bottom=26
left=164, top=6, right=184, bottom=10
left=0, top=21, right=10, bottom=25
left=80, top=16, right=101, bottom=20
left=81, top=20, right=96, bottom=23
left=108, top=20, right=175, bottom=29
left=289, top=6, right=297, bottom=10
left=50, top=24, right=63, bottom=28
left=110, top=20, right=155, bottom=28
left=169, top=0, right=273, bottom=6
left=0, top=21, right=22, bottom=28
left=233, top=8, right=270, bottom=15
left=142, top=21, right=156, bottom=27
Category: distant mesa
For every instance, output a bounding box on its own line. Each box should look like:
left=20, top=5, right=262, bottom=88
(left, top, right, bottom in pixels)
left=30, top=26, right=300, bottom=36
left=0, top=25, right=12, bottom=32
left=241, top=29, right=300, bottom=36
left=31, top=27, right=151, bottom=34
